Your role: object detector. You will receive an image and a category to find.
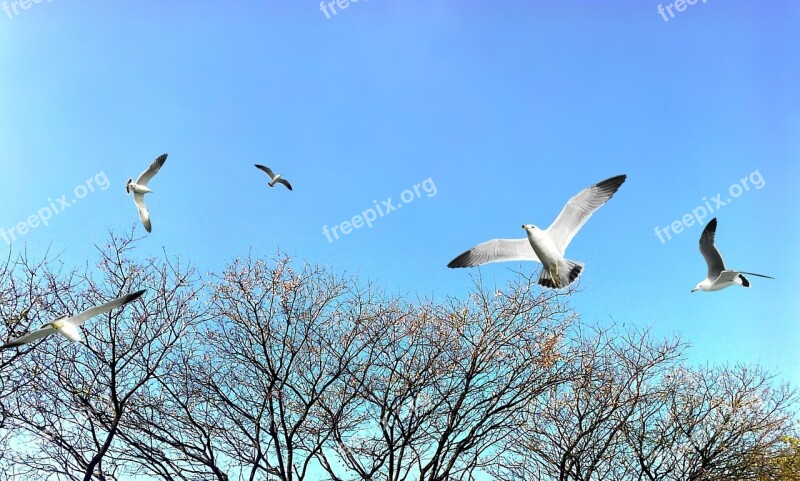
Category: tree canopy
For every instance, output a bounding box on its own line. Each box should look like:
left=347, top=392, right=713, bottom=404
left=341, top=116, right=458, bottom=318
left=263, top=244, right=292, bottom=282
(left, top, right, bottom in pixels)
left=1, top=233, right=797, bottom=481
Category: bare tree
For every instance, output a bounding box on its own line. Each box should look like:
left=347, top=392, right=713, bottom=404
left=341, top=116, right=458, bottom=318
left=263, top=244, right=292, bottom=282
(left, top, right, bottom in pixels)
left=322, top=274, right=577, bottom=481
left=497, top=325, right=684, bottom=481
left=1, top=247, right=84, bottom=480
left=2, top=242, right=798, bottom=481
left=1, top=248, right=77, bottom=403
left=123, top=254, right=391, bottom=481
left=654, top=364, right=796, bottom=481
left=1, top=232, right=205, bottom=481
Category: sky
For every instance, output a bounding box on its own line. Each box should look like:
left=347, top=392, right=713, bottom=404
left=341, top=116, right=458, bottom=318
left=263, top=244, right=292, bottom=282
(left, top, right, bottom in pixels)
left=1, top=0, right=798, bottom=390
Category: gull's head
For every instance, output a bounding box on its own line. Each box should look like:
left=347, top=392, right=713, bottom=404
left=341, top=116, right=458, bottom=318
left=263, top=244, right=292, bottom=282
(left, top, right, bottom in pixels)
left=521, top=224, right=539, bottom=232
left=691, top=280, right=709, bottom=293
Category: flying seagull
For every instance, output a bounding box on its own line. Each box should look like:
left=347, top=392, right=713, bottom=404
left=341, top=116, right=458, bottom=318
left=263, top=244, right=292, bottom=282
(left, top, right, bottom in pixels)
left=448, top=174, right=627, bottom=289
left=692, top=217, right=774, bottom=292
left=126, top=154, right=167, bottom=232
left=0, top=290, right=145, bottom=350
left=255, top=165, right=292, bottom=191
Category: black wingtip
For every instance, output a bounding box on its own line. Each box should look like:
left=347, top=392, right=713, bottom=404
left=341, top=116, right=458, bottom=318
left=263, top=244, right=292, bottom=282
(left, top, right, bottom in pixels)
left=739, top=274, right=750, bottom=288
left=123, top=289, right=146, bottom=303
left=701, top=218, right=718, bottom=239
left=595, top=174, right=627, bottom=194
left=447, top=251, right=471, bottom=268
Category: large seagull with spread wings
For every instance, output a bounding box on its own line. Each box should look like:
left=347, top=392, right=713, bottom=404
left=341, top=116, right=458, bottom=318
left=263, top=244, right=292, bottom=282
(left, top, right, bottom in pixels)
left=448, top=175, right=627, bottom=289
left=0, top=290, right=145, bottom=350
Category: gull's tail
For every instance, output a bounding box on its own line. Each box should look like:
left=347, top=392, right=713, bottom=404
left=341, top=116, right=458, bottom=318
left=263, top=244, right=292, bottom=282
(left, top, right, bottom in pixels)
left=538, top=259, right=584, bottom=289
left=737, top=270, right=774, bottom=288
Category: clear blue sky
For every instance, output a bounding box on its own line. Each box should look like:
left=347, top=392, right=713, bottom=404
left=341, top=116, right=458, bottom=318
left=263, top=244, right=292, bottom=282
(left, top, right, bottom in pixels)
left=1, top=1, right=798, bottom=387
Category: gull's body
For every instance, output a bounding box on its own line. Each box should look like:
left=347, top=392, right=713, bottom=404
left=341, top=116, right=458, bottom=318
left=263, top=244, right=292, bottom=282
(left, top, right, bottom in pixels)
left=255, top=164, right=292, bottom=191
left=0, top=290, right=145, bottom=350
left=522, top=224, right=576, bottom=288
left=126, top=154, right=167, bottom=232
left=692, top=218, right=774, bottom=292
left=448, top=175, right=627, bottom=289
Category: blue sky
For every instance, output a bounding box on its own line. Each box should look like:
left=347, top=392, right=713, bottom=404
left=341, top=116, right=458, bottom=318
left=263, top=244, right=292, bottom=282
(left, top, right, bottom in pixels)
left=1, top=1, right=798, bottom=386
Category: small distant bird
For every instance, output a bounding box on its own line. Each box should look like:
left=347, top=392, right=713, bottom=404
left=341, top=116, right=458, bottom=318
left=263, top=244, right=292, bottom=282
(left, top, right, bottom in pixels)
left=0, top=290, right=145, bottom=350
left=4, top=307, right=30, bottom=326
left=5, top=307, right=31, bottom=328
left=448, top=175, right=627, bottom=289
left=127, top=154, right=167, bottom=232
left=255, top=165, right=292, bottom=191
left=692, top=218, right=774, bottom=292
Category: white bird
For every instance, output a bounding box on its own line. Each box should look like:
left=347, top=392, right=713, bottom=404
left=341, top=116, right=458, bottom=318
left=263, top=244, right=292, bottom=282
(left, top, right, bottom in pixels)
left=255, top=164, right=292, bottom=191
left=0, top=290, right=145, bottom=350
left=692, top=217, right=774, bottom=292
left=126, top=154, right=167, bottom=232
left=448, top=175, right=627, bottom=289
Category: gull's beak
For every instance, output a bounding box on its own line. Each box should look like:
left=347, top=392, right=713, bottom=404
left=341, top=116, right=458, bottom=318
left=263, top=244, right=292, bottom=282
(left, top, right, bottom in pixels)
left=691, top=288, right=697, bottom=293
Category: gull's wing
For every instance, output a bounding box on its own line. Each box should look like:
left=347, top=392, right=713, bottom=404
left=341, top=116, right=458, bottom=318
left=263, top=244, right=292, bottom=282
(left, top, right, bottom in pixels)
left=275, top=178, right=292, bottom=191
left=448, top=238, right=540, bottom=268
left=136, top=153, right=167, bottom=186
left=545, top=175, right=627, bottom=254
left=0, top=326, right=56, bottom=350
left=255, top=164, right=276, bottom=180
left=66, top=290, right=145, bottom=327
left=699, top=218, right=726, bottom=279
left=133, top=192, right=151, bottom=232
left=715, top=270, right=739, bottom=284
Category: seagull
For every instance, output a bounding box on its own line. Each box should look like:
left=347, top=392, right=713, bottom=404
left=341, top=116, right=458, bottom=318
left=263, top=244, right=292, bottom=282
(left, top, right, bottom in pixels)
left=255, top=165, right=292, bottom=191
left=692, top=218, right=774, bottom=292
left=447, top=174, right=627, bottom=289
left=4, top=307, right=29, bottom=326
left=0, top=290, right=145, bottom=350
left=126, top=154, right=167, bottom=232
